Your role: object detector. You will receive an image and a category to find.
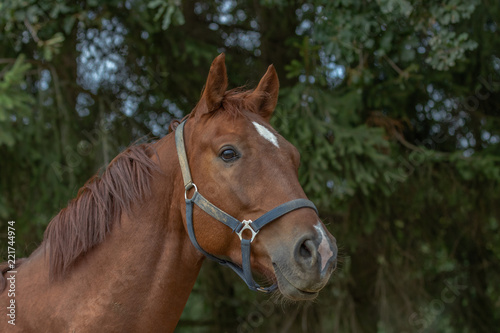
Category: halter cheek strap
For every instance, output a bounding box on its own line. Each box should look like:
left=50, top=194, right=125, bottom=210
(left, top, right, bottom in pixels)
left=175, top=120, right=318, bottom=293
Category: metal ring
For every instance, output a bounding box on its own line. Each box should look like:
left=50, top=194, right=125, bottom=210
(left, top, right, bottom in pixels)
left=184, top=183, right=198, bottom=200
left=236, top=220, right=259, bottom=242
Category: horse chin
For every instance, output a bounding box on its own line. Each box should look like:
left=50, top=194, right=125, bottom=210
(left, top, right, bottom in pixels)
left=272, top=263, right=320, bottom=301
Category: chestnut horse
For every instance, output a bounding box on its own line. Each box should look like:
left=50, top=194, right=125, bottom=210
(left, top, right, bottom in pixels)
left=0, top=54, right=337, bottom=332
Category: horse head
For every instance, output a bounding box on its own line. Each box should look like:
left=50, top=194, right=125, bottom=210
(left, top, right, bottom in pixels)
left=176, top=54, right=337, bottom=300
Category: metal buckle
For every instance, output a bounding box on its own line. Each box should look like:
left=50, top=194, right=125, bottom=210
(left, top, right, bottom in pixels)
left=236, top=220, right=259, bottom=242
left=184, top=183, right=198, bottom=200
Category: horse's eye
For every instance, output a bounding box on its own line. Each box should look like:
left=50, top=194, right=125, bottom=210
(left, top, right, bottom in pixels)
left=220, top=148, right=238, bottom=162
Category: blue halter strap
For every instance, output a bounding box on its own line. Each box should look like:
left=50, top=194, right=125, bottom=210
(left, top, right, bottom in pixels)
left=175, top=120, right=318, bottom=293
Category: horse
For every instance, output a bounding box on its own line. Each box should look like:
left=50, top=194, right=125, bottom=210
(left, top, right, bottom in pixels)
left=0, top=54, right=337, bottom=332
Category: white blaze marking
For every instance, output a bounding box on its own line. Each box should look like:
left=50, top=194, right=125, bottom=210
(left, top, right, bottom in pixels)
left=315, top=223, right=334, bottom=271
left=252, top=121, right=279, bottom=148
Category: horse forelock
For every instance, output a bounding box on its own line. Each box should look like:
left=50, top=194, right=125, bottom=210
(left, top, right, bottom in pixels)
left=192, top=87, right=269, bottom=120
left=43, top=144, right=160, bottom=281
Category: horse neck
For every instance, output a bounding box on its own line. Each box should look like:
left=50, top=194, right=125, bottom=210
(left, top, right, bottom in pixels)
left=126, top=133, right=205, bottom=330
left=19, top=133, right=203, bottom=332
left=88, top=133, right=204, bottom=330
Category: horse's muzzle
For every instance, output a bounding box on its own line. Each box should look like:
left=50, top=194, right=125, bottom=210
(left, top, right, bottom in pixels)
left=272, top=223, right=337, bottom=300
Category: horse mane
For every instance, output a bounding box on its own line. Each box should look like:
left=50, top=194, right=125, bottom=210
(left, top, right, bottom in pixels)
left=43, top=143, right=160, bottom=281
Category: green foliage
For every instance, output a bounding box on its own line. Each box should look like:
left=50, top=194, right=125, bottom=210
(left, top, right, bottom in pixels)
left=0, top=55, right=33, bottom=147
left=148, top=0, right=185, bottom=30
left=273, top=84, right=395, bottom=208
left=1, top=0, right=499, bottom=332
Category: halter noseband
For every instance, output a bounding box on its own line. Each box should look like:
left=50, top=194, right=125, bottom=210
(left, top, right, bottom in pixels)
left=175, top=120, right=318, bottom=293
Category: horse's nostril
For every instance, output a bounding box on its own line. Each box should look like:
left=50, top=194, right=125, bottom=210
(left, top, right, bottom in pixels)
left=299, top=241, right=312, bottom=259
left=295, top=239, right=317, bottom=269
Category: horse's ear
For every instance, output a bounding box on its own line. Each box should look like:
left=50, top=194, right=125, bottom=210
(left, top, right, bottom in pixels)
left=200, top=53, right=228, bottom=113
left=248, top=65, right=279, bottom=122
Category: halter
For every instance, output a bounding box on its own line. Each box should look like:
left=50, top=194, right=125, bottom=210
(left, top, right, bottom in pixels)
left=175, top=120, right=318, bottom=293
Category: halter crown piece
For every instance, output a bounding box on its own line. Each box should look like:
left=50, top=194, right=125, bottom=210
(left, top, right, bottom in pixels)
left=175, top=120, right=318, bottom=293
